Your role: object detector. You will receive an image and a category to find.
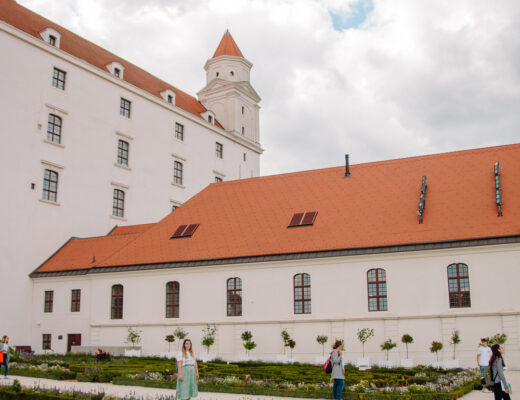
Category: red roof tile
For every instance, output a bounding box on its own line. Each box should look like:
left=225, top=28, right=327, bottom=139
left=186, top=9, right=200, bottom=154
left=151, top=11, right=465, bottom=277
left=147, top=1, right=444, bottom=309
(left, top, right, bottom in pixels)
left=0, top=0, right=208, bottom=119
left=212, top=30, right=244, bottom=58
left=34, top=143, right=520, bottom=273
left=108, top=223, right=156, bottom=236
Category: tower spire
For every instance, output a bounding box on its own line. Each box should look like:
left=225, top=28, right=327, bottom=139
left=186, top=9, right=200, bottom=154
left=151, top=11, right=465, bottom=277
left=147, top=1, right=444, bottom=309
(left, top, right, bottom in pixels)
left=212, top=30, right=244, bottom=58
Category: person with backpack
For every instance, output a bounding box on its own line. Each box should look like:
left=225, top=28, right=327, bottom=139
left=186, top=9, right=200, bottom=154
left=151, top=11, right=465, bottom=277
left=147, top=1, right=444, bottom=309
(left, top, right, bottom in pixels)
left=489, top=344, right=510, bottom=400
left=330, top=340, right=345, bottom=400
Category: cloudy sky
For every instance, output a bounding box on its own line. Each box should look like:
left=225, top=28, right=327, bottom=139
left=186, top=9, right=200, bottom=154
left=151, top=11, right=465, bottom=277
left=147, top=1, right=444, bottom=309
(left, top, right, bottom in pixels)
left=19, top=0, right=520, bottom=176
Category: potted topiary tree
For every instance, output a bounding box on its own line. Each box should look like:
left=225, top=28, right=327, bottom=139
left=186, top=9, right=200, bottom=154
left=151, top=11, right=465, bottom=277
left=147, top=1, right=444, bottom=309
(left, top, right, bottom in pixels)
left=400, top=334, right=414, bottom=368
left=125, top=327, right=142, bottom=357
left=241, top=331, right=257, bottom=360
left=356, top=328, right=374, bottom=368
left=200, top=324, right=217, bottom=362
left=315, top=335, right=328, bottom=363
left=445, top=330, right=460, bottom=368
left=430, top=341, right=443, bottom=367
left=162, top=334, right=176, bottom=359
left=174, top=327, right=188, bottom=352
left=379, top=338, right=397, bottom=367
left=277, top=330, right=292, bottom=362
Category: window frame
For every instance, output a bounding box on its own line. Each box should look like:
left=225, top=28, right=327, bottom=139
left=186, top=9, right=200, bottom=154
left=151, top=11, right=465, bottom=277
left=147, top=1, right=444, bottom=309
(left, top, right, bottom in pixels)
left=173, top=161, right=183, bottom=186
left=52, top=67, right=66, bottom=90
left=175, top=123, right=184, bottom=141
left=112, top=189, right=125, bottom=218
left=447, top=263, right=471, bottom=308
left=227, top=277, right=242, bottom=316
left=42, top=169, right=59, bottom=202
left=367, top=268, right=388, bottom=312
left=120, top=98, right=131, bottom=118
left=47, top=114, right=62, bottom=144
left=111, top=284, right=123, bottom=319
left=71, top=289, right=81, bottom=312
left=42, top=334, right=52, bottom=350
left=165, top=281, right=180, bottom=318
left=117, top=139, right=129, bottom=166
left=44, top=290, right=54, bottom=313
left=293, top=273, right=311, bottom=314
left=216, top=142, right=223, bottom=159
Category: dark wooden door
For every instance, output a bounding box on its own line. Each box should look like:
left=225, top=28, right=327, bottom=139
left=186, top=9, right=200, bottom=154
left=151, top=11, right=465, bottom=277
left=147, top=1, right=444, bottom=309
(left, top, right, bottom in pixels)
left=67, top=334, right=81, bottom=353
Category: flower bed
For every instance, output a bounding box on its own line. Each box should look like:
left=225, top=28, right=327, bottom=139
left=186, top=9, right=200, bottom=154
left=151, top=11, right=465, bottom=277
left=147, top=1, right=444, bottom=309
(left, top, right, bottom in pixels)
left=8, top=362, right=76, bottom=380
left=0, top=379, right=104, bottom=400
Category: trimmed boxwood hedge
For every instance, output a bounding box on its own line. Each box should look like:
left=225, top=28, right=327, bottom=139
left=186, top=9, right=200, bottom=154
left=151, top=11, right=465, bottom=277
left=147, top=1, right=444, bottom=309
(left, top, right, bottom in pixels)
left=7, top=368, right=76, bottom=381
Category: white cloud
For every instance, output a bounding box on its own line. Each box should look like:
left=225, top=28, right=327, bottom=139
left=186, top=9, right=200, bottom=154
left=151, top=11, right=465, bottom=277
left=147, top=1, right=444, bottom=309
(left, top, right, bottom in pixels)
left=18, top=0, right=520, bottom=175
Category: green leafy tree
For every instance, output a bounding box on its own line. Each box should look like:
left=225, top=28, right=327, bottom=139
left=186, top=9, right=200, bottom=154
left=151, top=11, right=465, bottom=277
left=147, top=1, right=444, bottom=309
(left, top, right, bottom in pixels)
left=488, top=333, right=507, bottom=346
left=380, top=338, right=397, bottom=361
left=430, top=341, right=443, bottom=362
left=401, top=334, right=414, bottom=359
left=201, top=324, right=217, bottom=354
left=126, top=327, right=142, bottom=348
left=281, top=330, right=291, bottom=355
left=241, top=331, right=257, bottom=356
left=288, top=339, right=296, bottom=358
left=174, top=327, right=188, bottom=352
left=316, top=335, right=328, bottom=356
left=449, top=330, right=461, bottom=360
left=357, top=328, right=374, bottom=358
left=165, top=334, right=175, bottom=352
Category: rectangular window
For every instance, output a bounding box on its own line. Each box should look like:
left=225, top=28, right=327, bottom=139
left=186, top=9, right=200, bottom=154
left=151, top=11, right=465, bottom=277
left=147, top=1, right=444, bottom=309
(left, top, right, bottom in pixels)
left=168, top=94, right=173, bottom=104
left=114, top=68, right=120, bottom=78
left=52, top=68, right=66, bottom=90
left=117, top=140, right=129, bottom=166
left=170, top=224, right=199, bottom=239
left=243, top=153, right=247, bottom=162
left=42, top=334, right=52, bottom=350
left=173, top=161, right=183, bottom=185
left=175, top=123, right=184, bottom=141
left=112, top=189, right=125, bottom=218
left=120, top=98, right=131, bottom=118
left=71, top=289, right=81, bottom=312
left=288, top=211, right=318, bottom=228
left=49, top=35, right=56, bottom=46
left=44, top=290, right=53, bottom=313
left=216, top=142, right=223, bottom=159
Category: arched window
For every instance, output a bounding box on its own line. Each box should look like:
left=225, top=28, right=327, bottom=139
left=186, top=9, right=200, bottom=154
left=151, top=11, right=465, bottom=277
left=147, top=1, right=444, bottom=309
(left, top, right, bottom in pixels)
left=47, top=114, right=62, bottom=144
left=294, top=273, right=311, bottom=314
left=111, top=284, right=123, bottom=319
left=42, top=169, right=58, bottom=202
left=447, top=263, right=471, bottom=308
left=227, top=277, right=242, bottom=316
left=166, top=281, right=180, bottom=318
left=112, top=189, right=125, bottom=218
left=367, top=268, right=387, bottom=311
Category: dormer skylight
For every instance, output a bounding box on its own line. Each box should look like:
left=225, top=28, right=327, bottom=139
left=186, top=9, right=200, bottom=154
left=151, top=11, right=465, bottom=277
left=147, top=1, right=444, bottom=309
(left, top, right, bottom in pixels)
left=170, top=224, right=199, bottom=239
left=39, top=27, right=61, bottom=48
left=288, top=211, right=318, bottom=228
left=160, top=89, right=176, bottom=105
left=201, top=110, right=215, bottom=125
left=106, top=62, right=125, bottom=79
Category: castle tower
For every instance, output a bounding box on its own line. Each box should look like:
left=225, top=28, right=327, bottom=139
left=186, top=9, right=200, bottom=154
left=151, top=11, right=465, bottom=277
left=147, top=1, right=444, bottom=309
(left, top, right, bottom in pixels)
left=198, top=30, right=261, bottom=143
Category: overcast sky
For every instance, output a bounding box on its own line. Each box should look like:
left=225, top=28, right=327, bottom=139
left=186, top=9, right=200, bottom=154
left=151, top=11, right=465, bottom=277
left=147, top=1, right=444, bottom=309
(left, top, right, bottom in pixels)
left=19, top=0, right=520, bottom=176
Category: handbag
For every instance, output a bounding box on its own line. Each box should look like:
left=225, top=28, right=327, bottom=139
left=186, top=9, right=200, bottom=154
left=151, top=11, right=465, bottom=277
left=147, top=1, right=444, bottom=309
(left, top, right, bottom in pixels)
left=0, top=352, right=4, bottom=363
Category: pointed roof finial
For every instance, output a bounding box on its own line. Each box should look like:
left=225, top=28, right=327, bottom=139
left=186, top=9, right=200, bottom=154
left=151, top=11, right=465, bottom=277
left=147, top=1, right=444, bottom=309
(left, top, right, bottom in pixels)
left=212, top=30, right=244, bottom=58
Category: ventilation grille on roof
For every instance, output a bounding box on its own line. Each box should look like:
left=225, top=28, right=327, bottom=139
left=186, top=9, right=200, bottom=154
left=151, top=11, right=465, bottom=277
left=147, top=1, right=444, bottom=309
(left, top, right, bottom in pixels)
left=494, top=161, right=503, bottom=217
left=170, top=224, right=199, bottom=239
left=288, top=211, right=318, bottom=228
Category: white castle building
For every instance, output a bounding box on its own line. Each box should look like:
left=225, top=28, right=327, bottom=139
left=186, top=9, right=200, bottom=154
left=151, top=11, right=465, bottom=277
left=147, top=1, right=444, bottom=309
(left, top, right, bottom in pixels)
left=0, top=0, right=262, bottom=347
left=31, top=143, right=520, bottom=368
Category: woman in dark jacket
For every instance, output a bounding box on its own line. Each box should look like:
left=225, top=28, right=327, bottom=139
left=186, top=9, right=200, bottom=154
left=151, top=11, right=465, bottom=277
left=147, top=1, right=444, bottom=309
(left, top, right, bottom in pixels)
left=331, top=340, right=345, bottom=400
left=489, top=344, right=510, bottom=400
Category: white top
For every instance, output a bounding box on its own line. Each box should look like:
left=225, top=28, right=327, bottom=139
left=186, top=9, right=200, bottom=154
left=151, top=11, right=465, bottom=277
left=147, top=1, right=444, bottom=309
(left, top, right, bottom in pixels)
left=177, top=351, right=196, bottom=366
left=0, top=343, right=9, bottom=352
left=478, top=346, right=492, bottom=366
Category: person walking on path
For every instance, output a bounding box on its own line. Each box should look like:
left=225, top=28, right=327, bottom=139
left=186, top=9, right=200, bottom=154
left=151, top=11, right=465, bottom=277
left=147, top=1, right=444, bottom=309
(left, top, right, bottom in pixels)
left=477, top=337, right=493, bottom=392
left=331, top=340, right=345, bottom=400
left=489, top=344, right=511, bottom=400
left=0, top=336, right=9, bottom=379
left=176, top=339, right=199, bottom=400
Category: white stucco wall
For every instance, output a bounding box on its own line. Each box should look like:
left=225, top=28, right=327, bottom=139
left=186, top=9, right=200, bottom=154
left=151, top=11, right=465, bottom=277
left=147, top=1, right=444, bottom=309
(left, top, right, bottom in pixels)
left=0, top=22, right=261, bottom=346
left=31, top=243, right=520, bottom=368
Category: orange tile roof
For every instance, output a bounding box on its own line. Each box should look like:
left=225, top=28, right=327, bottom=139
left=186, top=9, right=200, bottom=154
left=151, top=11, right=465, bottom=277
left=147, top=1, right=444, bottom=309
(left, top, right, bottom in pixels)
left=34, top=143, right=520, bottom=274
left=212, top=30, right=244, bottom=58
left=0, top=0, right=209, bottom=120
left=108, top=223, right=156, bottom=236
left=36, top=233, right=141, bottom=273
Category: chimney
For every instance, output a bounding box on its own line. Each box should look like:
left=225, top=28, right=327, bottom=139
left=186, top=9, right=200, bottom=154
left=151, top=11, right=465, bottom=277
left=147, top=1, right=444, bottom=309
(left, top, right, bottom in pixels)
left=344, top=154, right=350, bottom=177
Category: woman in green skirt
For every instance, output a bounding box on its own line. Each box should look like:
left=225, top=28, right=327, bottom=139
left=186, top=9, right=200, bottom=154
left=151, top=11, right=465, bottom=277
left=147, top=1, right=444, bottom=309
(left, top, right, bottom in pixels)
left=176, top=339, right=199, bottom=400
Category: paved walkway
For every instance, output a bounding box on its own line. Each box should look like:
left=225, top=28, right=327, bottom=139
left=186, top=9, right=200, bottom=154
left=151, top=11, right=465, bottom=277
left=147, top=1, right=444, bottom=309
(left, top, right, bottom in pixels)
left=0, top=371, right=518, bottom=400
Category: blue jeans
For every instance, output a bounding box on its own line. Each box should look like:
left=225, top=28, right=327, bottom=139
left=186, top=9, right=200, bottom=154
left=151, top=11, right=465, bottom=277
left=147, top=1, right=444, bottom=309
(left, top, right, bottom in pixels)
left=1, top=353, right=8, bottom=377
left=333, top=379, right=344, bottom=399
